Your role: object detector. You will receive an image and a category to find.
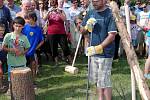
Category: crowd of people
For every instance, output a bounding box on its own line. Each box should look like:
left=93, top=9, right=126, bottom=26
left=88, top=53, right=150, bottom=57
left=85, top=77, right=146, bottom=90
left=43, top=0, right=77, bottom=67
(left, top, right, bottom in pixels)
left=0, top=0, right=150, bottom=99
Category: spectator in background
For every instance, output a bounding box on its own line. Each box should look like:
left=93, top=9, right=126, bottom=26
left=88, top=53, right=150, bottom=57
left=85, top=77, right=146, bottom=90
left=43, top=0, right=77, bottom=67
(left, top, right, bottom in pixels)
left=58, top=0, right=71, bottom=44
left=69, top=0, right=81, bottom=22
left=0, top=0, right=12, bottom=34
left=68, top=0, right=82, bottom=50
left=79, top=0, right=92, bottom=55
left=134, top=1, right=143, bottom=16
left=80, top=0, right=92, bottom=11
left=147, top=0, right=150, bottom=11
left=58, top=0, right=70, bottom=21
left=30, top=0, right=42, bottom=27
left=137, top=4, right=150, bottom=57
left=63, top=0, right=71, bottom=9
left=6, top=0, right=21, bottom=19
left=0, top=23, right=7, bottom=84
left=37, top=0, right=51, bottom=64
left=22, top=12, right=44, bottom=86
left=38, top=0, right=48, bottom=28
left=16, top=0, right=31, bottom=23
left=44, top=0, right=72, bottom=65
left=130, top=15, right=140, bottom=50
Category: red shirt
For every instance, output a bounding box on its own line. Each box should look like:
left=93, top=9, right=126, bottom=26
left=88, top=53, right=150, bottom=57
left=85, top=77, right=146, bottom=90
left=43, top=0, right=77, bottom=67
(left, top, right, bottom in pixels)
left=47, top=12, right=66, bottom=35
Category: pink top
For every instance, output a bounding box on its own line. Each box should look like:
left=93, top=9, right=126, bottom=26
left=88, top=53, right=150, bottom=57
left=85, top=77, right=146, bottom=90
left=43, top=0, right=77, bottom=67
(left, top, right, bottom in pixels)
left=47, top=11, right=66, bottom=35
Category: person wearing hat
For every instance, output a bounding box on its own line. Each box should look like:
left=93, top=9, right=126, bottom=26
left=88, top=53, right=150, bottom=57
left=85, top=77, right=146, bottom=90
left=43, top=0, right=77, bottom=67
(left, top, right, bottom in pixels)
left=130, top=15, right=140, bottom=49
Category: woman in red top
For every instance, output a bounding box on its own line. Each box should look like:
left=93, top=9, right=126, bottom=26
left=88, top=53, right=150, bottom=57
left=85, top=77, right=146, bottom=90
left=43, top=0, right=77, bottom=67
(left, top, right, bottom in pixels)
left=44, top=0, right=71, bottom=65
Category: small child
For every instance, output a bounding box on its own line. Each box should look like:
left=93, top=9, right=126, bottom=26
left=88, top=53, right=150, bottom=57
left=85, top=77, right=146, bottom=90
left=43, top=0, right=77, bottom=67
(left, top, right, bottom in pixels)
left=130, top=15, right=140, bottom=49
left=0, top=23, right=7, bottom=89
left=2, top=16, right=30, bottom=93
left=22, top=12, right=44, bottom=86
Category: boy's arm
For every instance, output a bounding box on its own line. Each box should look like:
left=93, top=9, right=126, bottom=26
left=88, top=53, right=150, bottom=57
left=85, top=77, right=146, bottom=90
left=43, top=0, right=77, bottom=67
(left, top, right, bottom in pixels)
left=36, top=40, right=44, bottom=50
left=22, top=48, right=29, bottom=55
left=36, top=29, right=45, bottom=50
left=3, top=44, right=13, bottom=52
left=3, top=44, right=29, bottom=56
left=2, top=34, right=16, bottom=53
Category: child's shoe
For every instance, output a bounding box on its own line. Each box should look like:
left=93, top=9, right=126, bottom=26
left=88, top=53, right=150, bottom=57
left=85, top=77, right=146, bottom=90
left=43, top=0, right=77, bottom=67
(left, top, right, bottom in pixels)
left=144, top=73, right=150, bottom=79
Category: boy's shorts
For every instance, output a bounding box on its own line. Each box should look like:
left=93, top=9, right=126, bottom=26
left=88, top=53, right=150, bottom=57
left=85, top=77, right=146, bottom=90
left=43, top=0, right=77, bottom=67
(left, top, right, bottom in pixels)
left=89, top=57, right=113, bottom=88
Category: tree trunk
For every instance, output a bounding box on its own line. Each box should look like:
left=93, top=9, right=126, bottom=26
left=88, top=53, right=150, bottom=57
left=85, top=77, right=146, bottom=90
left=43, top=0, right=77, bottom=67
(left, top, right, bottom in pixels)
left=10, top=67, right=35, bottom=100
left=109, top=1, right=150, bottom=100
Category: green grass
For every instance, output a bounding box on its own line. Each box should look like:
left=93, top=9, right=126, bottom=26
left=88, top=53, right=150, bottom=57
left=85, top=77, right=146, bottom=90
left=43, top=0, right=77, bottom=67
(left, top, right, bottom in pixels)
left=0, top=56, right=149, bottom=100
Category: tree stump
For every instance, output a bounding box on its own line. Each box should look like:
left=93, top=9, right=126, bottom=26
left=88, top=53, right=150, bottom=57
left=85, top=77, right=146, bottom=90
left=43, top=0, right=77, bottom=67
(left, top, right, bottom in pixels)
left=10, top=67, right=35, bottom=100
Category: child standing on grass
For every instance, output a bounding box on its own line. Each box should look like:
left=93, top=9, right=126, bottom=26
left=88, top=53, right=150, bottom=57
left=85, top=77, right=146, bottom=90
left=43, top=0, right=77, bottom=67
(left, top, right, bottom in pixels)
left=22, top=12, right=44, bottom=87
left=2, top=16, right=30, bottom=94
left=0, top=23, right=7, bottom=89
left=130, top=15, right=140, bottom=49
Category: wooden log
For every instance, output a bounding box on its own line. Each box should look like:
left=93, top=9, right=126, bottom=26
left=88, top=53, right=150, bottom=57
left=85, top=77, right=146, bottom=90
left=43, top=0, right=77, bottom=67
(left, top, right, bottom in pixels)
left=10, top=67, right=35, bottom=100
left=109, top=1, right=150, bottom=100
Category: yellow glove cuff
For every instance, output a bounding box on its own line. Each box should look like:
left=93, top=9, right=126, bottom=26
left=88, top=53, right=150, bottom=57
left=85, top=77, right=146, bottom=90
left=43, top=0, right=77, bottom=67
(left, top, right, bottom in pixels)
left=84, top=24, right=92, bottom=32
left=94, top=45, right=103, bottom=54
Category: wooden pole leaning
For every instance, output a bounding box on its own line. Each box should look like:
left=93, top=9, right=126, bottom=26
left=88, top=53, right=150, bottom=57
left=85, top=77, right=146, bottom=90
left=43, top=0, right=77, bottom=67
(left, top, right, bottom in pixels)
left=10, top=67, right=35, bottom=100
left=124, top=1, right=136, bottom=99
left=109, top=1, right=150, bottom=100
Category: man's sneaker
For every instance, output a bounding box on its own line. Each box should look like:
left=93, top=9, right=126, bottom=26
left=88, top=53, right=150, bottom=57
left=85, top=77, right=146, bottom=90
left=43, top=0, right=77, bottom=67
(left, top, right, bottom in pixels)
left=144, top=73, right=150, bottom=79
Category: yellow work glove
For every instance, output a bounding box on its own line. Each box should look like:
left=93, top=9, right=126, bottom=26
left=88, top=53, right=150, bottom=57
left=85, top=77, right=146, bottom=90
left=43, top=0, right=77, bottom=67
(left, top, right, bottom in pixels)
left=84, top=18, right=97, bottom=32
left=84, top=24, right=93, bottom=32
left=87, top=45, right=103, bottom=56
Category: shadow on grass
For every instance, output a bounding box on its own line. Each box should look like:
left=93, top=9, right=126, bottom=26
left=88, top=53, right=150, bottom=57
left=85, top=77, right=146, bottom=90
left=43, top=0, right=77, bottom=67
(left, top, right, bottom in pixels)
left=37, top=65, right=65, bottom=78
left=37, top=55, right=88, bottom=79
left=112, top=59, right=130, bottom=74
left=37, top=75, right=86, bottom=89
left=112, top=58, right=146, bottom=75
left=112, top=89, right=142, bottom=100
left=36, top=84, right=87, bottom=100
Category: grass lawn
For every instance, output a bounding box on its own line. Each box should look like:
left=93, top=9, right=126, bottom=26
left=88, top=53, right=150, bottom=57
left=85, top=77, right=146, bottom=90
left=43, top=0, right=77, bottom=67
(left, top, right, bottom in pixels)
left=0, top=55, right=149, bottom=100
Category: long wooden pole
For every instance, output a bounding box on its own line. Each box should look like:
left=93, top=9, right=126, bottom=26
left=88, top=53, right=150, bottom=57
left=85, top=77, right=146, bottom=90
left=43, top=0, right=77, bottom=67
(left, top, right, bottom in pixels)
left=109, top=1, right=150, bottom=100
left=124, top=1, right=136, bottom=100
